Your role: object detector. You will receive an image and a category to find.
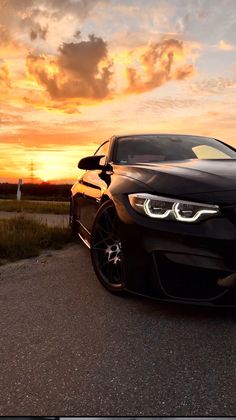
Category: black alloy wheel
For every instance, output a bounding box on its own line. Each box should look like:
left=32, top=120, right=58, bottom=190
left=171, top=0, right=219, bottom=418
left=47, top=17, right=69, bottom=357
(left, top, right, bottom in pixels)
left=91, top=200, right=125, bottom=293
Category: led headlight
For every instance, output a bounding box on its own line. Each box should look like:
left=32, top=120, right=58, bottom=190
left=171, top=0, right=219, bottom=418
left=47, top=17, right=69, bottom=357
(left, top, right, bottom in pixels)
left=128, top=193, right=220, bottom=223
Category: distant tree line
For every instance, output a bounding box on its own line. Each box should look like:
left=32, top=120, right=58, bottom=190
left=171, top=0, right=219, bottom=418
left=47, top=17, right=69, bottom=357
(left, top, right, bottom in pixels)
left=0, top=183, right=72, bottom=201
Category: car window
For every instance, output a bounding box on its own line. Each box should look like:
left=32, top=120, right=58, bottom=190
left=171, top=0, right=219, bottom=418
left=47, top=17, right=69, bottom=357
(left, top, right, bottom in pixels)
left=115, top=135, right=236, bottom=164
left=94, top=141, right=109, bottom=156
left=192, top=145, right=230, bottom=159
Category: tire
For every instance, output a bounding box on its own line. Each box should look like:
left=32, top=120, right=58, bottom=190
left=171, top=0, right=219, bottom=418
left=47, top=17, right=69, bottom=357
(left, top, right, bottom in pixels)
left=91, top=200, right=125, bottom=293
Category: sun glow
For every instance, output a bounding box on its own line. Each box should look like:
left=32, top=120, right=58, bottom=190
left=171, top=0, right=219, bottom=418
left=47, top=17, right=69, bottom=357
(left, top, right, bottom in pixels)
left=0, top=143, right=97, bottom=183
left=30, top=149, right=87, bottom=182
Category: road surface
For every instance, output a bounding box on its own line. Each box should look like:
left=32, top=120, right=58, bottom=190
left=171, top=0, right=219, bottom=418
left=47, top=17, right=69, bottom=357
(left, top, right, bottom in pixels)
left=0, top=243, right=236, bottom=416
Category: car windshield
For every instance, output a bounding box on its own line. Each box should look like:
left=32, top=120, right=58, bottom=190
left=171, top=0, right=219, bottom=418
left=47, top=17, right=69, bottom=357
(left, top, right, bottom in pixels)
left=115, top=135, right=236, bottom=164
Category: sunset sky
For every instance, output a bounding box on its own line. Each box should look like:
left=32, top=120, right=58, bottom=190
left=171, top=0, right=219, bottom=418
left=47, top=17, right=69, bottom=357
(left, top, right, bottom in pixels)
left=1, top=0, right=236, bottom=183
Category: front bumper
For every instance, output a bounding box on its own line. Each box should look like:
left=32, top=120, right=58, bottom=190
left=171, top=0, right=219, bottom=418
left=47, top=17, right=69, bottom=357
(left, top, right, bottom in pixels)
left=116, top=195, right=236, bottom=306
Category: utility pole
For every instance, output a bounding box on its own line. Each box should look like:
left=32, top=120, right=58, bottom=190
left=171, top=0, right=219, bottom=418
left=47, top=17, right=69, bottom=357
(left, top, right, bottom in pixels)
left=30, top=159, right=35, bottom=184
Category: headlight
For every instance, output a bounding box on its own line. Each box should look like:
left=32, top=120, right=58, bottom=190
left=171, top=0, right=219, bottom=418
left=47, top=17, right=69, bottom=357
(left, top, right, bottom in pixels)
left=128, top=193, right=220, bottom=223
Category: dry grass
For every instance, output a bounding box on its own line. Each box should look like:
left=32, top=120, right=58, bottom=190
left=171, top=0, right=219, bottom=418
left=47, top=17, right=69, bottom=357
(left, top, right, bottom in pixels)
left=0, top=199, right=69, bottom=214
left=0, top=216, right=72, bottom=262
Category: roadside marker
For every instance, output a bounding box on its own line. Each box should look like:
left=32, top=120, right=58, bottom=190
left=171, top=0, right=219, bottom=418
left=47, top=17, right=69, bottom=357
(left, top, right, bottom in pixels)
left=17, top=179, right=23, bottom=201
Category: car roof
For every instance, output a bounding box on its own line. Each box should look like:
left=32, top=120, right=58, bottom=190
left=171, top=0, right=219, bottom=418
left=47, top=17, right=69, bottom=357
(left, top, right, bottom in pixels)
left=113, top=133, right=214, bottom=140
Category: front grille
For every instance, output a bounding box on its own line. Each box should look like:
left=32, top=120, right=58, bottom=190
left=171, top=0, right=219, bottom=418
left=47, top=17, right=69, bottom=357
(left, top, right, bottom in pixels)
left=154, top=252, right=228, bottom=300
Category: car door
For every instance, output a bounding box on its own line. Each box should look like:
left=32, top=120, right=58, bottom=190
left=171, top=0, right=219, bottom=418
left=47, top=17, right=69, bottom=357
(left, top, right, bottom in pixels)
left=78, top=140, right=110, bottom=234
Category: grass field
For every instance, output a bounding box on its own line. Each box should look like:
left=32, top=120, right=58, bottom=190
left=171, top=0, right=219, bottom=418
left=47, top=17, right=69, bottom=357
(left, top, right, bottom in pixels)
left=0, top=216, right=72, bottom=262
left=0, top=199, right=70, bottom=214
left=0, top=195, right=69, bottom=201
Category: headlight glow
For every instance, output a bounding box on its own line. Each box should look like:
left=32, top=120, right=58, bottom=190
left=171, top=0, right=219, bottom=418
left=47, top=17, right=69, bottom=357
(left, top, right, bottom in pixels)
left=144, top=198, right=173, bottom=218
left=128, top=193, right=220, bottom=223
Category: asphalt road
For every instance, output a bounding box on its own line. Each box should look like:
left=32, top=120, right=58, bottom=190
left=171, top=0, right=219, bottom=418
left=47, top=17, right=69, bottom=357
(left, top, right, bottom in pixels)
left=0, top=242, right=236, bottom=416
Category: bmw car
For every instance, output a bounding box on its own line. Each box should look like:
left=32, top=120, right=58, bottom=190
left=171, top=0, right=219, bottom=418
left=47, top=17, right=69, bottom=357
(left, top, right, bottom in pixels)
left=70, top=134, right=236, bottom=306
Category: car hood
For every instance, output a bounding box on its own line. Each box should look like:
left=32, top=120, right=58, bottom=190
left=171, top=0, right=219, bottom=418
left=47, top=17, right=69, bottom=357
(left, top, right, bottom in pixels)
left=114, top=159, right=236, bottom=202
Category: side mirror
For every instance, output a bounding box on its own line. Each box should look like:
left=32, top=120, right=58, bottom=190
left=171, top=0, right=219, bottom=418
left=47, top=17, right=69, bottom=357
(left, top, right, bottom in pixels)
left=78, top=155, right=105, bottom=170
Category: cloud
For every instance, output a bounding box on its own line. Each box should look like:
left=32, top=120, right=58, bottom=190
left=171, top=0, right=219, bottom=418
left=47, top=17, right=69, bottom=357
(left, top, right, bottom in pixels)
left=26, top=34, right=113, bottom=102
left=74, top=30, right=81, bottom=40
left=23, top=94, right=82, bottom=114
left=218, top=39, right=235, bottom=51
left=0, top=24, right=12, bottom=45
left=0, top=24, right=24, bottom=58
left=24, top=34, right=199, bottom=111
left=0, top=112, right=24, bottom=125
left=37, top=0, right=105, bottom=20
left=30, top=23, right=48, bottom=41
left=0, top=63, right=11, bottom=88
left=138, top=96, right=198, bottom=113
left=125, top=38, right=195, bottom=94
left=1, top=0, right=102, bottom=20
left=189, top=77, right=236, bottom=95
left=0, top=0, right=107, bottom=32
left=0, top=0, right=108, bottom=56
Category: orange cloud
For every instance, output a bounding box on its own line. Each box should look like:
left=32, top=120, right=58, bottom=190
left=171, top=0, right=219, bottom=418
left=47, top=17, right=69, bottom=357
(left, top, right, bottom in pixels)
left=218, top=40, right=235, bottom=51
left=126, top=38, right=195, bottom=94
left=0, top=63, right=11, bottom=88
left=0, top=24, right=26, bottom=58
left=26, top=34, right=113, bottom=102
left=24, top=35, right=197, bottom=111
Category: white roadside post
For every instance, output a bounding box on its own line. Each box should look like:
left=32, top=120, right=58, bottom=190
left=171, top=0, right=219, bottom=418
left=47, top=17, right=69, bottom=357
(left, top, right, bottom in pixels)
left=17, top=178, right=23, bottom=201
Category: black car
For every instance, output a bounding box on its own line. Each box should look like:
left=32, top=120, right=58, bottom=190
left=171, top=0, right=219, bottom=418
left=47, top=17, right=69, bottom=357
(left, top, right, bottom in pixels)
left=70, top=134, right=236, bottom=306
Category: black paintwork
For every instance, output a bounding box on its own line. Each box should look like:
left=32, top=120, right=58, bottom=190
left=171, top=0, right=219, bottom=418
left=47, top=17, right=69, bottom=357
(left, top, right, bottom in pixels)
left=71, top=134, right=236, bottom=306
